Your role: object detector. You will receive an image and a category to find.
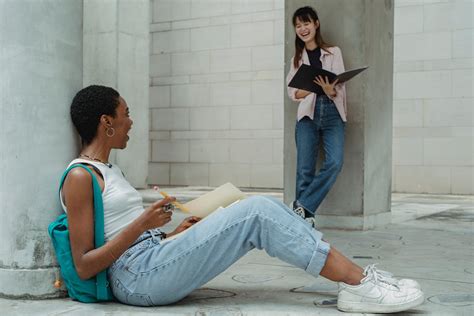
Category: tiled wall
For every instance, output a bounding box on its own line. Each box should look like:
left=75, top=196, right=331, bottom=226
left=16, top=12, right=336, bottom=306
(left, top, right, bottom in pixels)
left=149, top=0, right=473, bottom=194
left=393, top=0, right=473, bottom=194
left=149, top=0, right=284, bottom=188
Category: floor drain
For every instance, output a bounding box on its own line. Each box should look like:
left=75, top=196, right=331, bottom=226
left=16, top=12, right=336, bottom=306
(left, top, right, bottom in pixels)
left=232, top=274, right=284, bottom=284
left=313, top=298, right=337, bottom=307
left=428, top=293, right=474, bottom=306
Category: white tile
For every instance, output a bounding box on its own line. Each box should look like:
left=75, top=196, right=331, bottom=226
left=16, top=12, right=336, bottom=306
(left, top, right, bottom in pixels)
left=152, top=30, right=190, bottom=53
left=150, top=22, right=171, bottom=32
left=452, top=29, right=474, bottom=59
left=189, top=140, right=230, bottom=163
left=424, top=137, right=474, bottom=165
left=231, top=0, right=273, bottom=14
left=191, top=25, right=230, bottom=51
left=171, top=83, right=210, bottom=107
left=148, top=162, right=170, bottom=185
left=394, top=32, right=451, bottom=61
left=251, top=45, right=284, bottom=71
left=394, top=5, right=423, bottom=34
left=231, top=21, right=273, bottom=47
left=191, top=0, right=231, bottom=18
left=274, top=0, right=284, bottom=10
left=230, top=139, right=273, bottom=163
left=151, top=75, right=190, bottom=85
left=272, top=104, right=283, bottom=129
left=209, top=163, right=251, bottom=187
left=394, top=70, right=452, bottom=99
left=210, top=81, right=252, bottom=106
left=393, top=99, right=423, bottom=127
left=153, top=0, right=191, bottom=22
left=150, top=53, right=171, bottom=77
left=170, top=163, right=209, bottom=186
left=151, top=108, right=189, bottom=130
left=171, top=51, right=210, bottom=75
left=452, top=69, right=474, bottom=98
left=393, top=137, right=424, bottom=165
left=230, top=105, right=273, bottom=130
left=273, top=138, right=283, bottom=164
left=395, top=0, right=424, bottom=7
left=151, top=140, right=189, bottom=162
left=252, top=80, right=283, bottom=104
left=172, top=18, right=210, bottom=30
left=190, top=73, right=230, bottom=83
left=190, top=107, right=230, bottom=130
left=210, top=48, right=252, bottom=73
left=453, top=0, right=474, bottom=30
left=424, top=98, right=473, bottom=127
left=250, top=163, right=283, bottom=188
left=149, top=131, right=170, bottom=140
left=423, top=3, right=452, bottom=32
left=395, top=166, right=451, bottom=193
left=451, top=166, right=474, bottom=194
left=273, top=19, right=284, bottom=44
left=149, top=85, right=170, bottom=108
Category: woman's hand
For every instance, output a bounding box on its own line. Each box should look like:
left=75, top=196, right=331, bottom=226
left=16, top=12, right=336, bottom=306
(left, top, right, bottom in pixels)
left=138, top=197, right=175, bottom=231
left=168, top=216, right=201, bottom=237
left=314, top=76, right=338, bottom=97
left=295, top=89, right=312, bottom=99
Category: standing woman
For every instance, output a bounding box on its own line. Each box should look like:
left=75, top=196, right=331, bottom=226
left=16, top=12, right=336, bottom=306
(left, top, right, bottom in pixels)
left=286, top=6, right=347, bottom=225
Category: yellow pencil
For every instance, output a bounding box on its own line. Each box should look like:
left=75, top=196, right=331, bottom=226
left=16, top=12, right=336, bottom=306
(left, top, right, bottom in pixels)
left=154, top=186, right=189, bottom=212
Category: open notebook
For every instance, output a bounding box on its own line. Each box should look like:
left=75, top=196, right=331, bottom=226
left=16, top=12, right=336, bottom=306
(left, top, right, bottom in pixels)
left=162, top=183, right=246, bottom=243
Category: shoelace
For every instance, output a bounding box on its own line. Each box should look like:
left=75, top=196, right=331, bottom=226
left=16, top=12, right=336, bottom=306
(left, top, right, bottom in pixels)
left=362, top=264, right=400, bottom=290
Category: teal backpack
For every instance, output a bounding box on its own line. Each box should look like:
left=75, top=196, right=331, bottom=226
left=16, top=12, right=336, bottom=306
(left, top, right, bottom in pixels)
left=48, top=164, right=114, bottom=302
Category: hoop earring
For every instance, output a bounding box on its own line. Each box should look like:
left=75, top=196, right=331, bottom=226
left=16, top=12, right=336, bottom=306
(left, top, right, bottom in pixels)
left=106, top=127, right=115, bottom=137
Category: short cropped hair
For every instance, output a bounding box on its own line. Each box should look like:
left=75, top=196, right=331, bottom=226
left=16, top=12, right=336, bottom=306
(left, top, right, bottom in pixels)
left=70, top=85, right=120, bottom=144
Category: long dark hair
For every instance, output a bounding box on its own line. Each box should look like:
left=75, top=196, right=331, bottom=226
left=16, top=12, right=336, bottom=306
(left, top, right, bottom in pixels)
left=292, top=6, right=332, bottom=68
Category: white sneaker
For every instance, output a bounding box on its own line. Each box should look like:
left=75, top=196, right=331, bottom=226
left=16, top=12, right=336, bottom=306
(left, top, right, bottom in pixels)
left=378, top=268, right=421, bottom=290
left=337, top=264, right=424, bottom=313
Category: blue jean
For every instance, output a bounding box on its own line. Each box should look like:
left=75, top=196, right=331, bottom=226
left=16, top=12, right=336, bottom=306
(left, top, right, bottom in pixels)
left=295, top=95, right=345, bottom=216
left=108, top=196, right=330, bottom=306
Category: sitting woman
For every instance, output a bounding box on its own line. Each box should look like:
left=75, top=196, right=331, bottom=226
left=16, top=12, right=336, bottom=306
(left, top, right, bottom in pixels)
left=61, top=85, right=424, bottom=313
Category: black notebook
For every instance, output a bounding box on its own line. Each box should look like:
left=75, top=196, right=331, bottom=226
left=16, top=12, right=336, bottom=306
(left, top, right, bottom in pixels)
left=288, top=64, right=368, bottom=95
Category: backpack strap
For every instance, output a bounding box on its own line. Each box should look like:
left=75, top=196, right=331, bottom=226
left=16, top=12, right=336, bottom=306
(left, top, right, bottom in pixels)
left=59, top=163, right=109, bottom=300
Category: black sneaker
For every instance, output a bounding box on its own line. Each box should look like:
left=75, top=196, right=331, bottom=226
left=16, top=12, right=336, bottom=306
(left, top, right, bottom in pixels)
left=290, top=201, right=317, bottom=228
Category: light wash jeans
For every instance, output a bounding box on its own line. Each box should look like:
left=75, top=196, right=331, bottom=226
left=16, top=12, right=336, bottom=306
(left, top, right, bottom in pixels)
left=295, top=95, right=345, bottom=216
left=108, top=196, right=330, bottom=306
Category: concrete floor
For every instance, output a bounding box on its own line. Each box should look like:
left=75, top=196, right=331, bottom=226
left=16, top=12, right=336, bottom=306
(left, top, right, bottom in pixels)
left=1, top=189, right=473, bottom=315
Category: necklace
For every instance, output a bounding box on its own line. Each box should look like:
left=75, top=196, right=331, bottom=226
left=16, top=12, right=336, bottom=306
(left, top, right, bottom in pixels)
left=79, top=154, right=112, bottom=168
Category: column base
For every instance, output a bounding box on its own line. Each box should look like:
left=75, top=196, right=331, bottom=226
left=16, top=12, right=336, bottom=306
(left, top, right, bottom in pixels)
left=315, top=212, right=391, bottom=230
left=0, top=267, right=66, bottom=299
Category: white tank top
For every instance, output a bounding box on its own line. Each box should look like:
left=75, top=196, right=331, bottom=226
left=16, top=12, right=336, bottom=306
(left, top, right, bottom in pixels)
left=60, top=158, right=144, bottom=241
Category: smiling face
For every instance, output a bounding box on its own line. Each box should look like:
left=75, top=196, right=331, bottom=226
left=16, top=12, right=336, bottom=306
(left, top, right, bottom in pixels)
left=294, top=16, right=319, bottom=47
left=105, top=96, right=133, bottom=149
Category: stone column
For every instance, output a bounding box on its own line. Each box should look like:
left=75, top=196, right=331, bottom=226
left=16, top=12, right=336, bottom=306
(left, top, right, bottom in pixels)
left=83, top=0, right=150, bottom=188
left=0, top=0, right=83, bottom=298
left=284, top=0, right=394, bottom=230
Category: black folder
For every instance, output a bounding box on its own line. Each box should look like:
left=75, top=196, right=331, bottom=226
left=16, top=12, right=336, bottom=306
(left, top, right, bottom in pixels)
left=288, top=64, right=368, bottom=95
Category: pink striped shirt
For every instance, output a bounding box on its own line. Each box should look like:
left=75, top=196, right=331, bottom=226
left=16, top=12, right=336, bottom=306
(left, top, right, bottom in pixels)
left=286, top=46, right=347, bottom=122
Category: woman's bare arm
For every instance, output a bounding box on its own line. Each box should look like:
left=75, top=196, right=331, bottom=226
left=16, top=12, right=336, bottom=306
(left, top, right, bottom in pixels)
left=63, top=168, right=173, bottom=280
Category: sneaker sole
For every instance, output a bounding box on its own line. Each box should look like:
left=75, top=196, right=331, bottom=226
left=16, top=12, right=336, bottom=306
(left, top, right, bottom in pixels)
left=337, top=292, right=425, bottom=313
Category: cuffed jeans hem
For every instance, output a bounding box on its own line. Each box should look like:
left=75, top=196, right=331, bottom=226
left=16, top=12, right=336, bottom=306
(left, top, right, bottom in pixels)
left=305, top=239, right=330, bottom=277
